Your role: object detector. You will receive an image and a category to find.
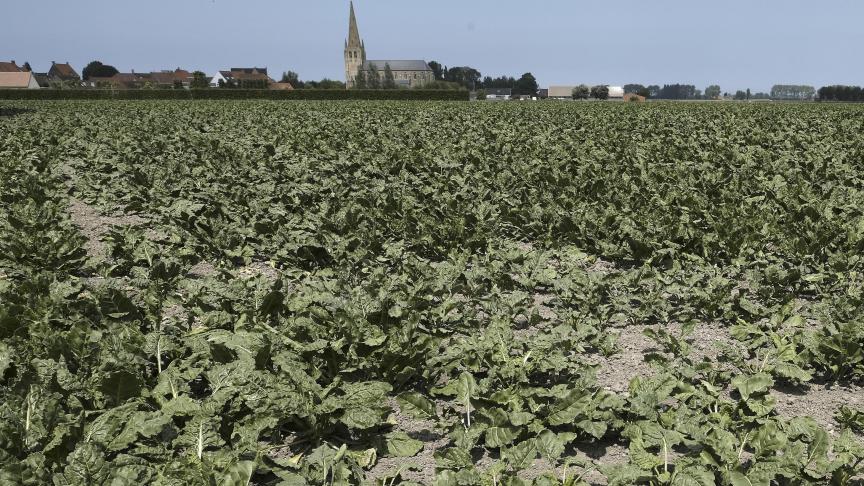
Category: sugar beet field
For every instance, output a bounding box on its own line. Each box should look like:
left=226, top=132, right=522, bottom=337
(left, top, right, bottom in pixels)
left=1, top=100, right=864, bottom=485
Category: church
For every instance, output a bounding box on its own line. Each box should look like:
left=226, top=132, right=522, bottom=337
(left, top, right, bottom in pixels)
left=344, top=2, right=434, bottom=89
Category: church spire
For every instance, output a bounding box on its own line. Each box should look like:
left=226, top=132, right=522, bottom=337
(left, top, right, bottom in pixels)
left=347, top=1, right=362, bottom=48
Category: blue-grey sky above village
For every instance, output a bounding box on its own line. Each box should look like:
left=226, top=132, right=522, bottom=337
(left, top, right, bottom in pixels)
left=3, top=0, right=862, bottom=92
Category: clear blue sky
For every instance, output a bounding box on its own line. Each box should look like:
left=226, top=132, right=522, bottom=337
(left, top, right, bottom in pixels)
left=3, top=0, right=862, bottom=92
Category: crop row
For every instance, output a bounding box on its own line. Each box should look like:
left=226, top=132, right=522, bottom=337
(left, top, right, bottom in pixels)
left=0, top=101, right=863, bottom=485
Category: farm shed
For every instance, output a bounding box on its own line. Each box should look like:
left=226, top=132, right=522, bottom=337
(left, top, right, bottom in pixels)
left=548, top=86, right=576, bottom=99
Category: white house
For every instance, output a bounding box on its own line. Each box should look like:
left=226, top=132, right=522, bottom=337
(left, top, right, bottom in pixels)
left=209, top=71, right=227, bottom=88
left=485, top=88, right=511, bottom=100
left=608, top=86, right=625, bottom=99
left=0, top=72, right=41, bottom=89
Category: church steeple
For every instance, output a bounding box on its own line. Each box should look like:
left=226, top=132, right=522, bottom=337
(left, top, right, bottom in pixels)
left=347, top=1, right=362, bottom=49
left=344, top=1, right=366, bottom=88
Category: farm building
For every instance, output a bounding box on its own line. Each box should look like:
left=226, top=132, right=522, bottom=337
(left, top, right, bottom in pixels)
left=0, top=72, right=41, bottom=89
left=485, top=88, right=512, bottom=100
left=608, top=86, right=625, bottom=99
left=548, top=86, right=576, bottom=99
left=624, top=93, right=646, bottom=102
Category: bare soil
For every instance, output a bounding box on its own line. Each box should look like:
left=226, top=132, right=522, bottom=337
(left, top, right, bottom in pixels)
left=365, top=398, right=447, bottom=484
left=773, top=382, right=864, bottom=435
left=66, top=197, right=147, bottom=260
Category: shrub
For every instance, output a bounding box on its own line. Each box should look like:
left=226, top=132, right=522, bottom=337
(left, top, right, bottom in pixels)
left=0, top=89, right=469, bottom=101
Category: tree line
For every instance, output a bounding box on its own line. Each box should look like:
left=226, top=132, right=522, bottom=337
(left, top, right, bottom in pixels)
left=428, top=62, right=539, bottom=95
left=280, top=71, right=345, bottom=90
left=817, top=86, right=864, bottom=102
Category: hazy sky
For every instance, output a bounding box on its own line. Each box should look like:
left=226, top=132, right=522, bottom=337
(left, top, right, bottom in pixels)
left=3, top=0, right=862, bottom=92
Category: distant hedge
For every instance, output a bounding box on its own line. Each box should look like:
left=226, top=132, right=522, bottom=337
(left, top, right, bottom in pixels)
left=0, top=89, right=469, bottom=101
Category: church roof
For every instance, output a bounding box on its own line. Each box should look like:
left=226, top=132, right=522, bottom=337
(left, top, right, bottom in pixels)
left=363, top=60, right=431, bottom=72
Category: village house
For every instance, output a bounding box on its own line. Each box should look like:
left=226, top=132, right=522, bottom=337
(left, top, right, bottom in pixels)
left=85, top=68, right=194, bottom=89
left=210, top=68, right=274, bottom=88
left=33, top=62, right=82, bottom=87
left=48, top=62, right=80, bottom=83
left=0, top=60, right=24, bottom=72
left=0, top=71, right=41, bottom=89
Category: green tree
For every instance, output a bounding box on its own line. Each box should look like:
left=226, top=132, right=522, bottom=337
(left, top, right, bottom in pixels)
left=428, top=61, right=445, bottom=80
left=734, top=90, right=747, bottom=100
left=746, top=88, right=751, bottom=100
left=367, top=64, right=381, bottom=89
left=590, top=85, right=610, bottom=100
left=623, top=84, right=646, bottom=95
left=190, top=71, right=209, bottom=89
left=444, top=66, right=482, bottom=90
left=514, top=72, right=538, bottom=96
left=705, top=85, right=721, bottom=99
left=383, top=63, right=397, bottom=89
left=308, top=79, right=345, bottom=89
left=82, top=61, right=119, bottom=80
left=354, top=70, right=367, bottom=89
left=572, top=84, right=590, bottom=100
left=281, top=71, right=304, bottom=88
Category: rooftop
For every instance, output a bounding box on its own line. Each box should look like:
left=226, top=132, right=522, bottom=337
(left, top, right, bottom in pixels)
left=363, top=60, right=431, bottom=72
left=0, top=72, right=35, bottom=88
left=0, top=61, right=22, bottom=73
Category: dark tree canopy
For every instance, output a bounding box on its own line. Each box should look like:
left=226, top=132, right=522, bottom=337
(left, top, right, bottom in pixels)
left=818, top=85, right=864, bottom=102
left=383, top=64, right=397, bottom=89
left=281, top=71, right=303, bottom=89
left=572, top=84, right=590, bottom=100
left=623, top=84, right=645, bottom=95
left=428, top=61, right=445, bottom=81
left=655, top=84, right=697, bottom=100
left=82, top=61, right=119, bottom=80
left=590, top=85, right=610, bottom=100
left=190, top=71, right=210, bottom=89
left=367, top=65, right=381, bottom=89
left=705, top=85, right=722, bottom=99
left=514, top=72, right=538, bottom=96
left=444, top=66, right=482, bottom=90
left=354, top=70, right=367, bottom=89
left=481, top=76, right=517, bottom=89
left=305, top=79, right=346, bottom=89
